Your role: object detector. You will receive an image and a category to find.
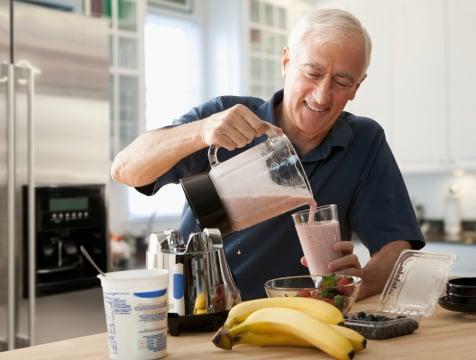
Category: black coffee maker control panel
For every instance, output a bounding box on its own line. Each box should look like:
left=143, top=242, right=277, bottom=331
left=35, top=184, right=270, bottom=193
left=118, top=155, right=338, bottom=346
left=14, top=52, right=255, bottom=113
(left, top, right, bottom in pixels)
left=35, top=185, right=105, bottom=230
left=23, top=184, right=107, bottom=297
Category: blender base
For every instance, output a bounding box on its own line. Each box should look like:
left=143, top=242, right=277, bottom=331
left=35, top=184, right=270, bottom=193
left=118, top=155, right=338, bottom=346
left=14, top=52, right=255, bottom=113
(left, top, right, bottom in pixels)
left=167, top=311, right=229, bottom=336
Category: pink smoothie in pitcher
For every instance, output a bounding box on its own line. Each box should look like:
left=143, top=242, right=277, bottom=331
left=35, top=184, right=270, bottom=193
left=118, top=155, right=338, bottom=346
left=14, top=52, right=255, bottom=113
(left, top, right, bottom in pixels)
left=295, top=219, right=342, bottom=275
left=221, top=195, right=315, bottom=231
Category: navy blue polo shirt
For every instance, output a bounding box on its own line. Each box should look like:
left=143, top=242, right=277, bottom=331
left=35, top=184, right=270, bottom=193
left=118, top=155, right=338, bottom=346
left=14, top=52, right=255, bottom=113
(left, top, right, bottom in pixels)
left=137, top=90, right=425, bottom=300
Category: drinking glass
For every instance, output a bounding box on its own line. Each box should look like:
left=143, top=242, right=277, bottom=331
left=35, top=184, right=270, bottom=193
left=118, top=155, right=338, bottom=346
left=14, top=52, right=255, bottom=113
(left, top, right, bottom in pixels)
left=292, top=204, right=342, bottom=275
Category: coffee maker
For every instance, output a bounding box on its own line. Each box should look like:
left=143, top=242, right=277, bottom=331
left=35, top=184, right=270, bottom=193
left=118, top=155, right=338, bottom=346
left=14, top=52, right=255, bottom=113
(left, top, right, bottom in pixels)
left=147, top=228, right=241, bottom=336
left=22, top=184, right=107, bottom=297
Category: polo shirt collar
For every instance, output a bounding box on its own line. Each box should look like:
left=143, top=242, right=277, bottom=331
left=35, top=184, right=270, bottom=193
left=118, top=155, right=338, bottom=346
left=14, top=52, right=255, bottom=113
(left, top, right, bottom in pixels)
left=256, top=89, right=353, bottom=163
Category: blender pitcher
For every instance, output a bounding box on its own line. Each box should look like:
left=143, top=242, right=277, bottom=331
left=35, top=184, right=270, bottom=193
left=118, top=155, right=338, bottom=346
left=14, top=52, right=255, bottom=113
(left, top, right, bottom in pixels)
left=180, top=130, right=314, bottom=236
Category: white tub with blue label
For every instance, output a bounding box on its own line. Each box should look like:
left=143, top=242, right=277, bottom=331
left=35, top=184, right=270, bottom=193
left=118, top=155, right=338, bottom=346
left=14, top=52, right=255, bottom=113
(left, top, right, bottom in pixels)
left=98, top=269, right=169, bottom=360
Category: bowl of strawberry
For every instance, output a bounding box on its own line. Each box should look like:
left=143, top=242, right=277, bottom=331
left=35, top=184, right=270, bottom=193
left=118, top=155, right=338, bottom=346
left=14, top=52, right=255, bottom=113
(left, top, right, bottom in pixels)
left=264, top=274, right=361, bottom=314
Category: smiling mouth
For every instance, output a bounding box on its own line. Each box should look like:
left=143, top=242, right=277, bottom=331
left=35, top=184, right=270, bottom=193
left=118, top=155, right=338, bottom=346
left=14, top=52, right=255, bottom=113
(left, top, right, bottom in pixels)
left=304, top=100, right=327, bottom=112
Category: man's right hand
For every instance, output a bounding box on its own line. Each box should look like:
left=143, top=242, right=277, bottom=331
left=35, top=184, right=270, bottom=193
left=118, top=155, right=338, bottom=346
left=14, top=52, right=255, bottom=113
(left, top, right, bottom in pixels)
left=201, top=104, right=281, bottom=151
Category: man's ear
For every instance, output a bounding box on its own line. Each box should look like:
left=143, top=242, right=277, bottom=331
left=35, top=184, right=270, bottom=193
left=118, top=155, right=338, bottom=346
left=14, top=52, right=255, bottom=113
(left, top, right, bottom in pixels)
left=281, top=46, right=290, bottom=77
left=350, top=73, right=367, bottom=100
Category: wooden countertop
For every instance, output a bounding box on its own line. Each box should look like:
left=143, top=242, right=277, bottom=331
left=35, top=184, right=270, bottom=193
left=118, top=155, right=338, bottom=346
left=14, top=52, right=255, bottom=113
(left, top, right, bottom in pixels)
left=1, top=296, right=475, bottom=360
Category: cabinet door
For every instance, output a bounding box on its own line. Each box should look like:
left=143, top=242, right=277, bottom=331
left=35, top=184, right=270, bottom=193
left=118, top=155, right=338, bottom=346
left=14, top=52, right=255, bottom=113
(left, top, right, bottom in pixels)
left=391, top=0, right=447, bottom=172
left=341, top=0, right=395, bottom=145
left=447, top=0, right=476, bottom=169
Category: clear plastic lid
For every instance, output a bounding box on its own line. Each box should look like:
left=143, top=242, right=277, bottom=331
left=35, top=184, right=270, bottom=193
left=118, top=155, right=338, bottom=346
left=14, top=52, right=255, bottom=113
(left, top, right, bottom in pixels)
left=378, top=250, right=456, bottom=317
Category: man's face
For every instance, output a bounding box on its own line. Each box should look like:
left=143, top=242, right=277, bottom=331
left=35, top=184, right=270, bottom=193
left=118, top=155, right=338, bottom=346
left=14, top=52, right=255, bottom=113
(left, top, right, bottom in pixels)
left=281, top=33, right=366, bottom=138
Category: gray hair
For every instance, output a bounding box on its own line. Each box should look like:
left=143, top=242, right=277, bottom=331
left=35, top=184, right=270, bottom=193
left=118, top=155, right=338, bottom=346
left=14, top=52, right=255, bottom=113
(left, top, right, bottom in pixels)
left=287, top=8, right=372, bottom=80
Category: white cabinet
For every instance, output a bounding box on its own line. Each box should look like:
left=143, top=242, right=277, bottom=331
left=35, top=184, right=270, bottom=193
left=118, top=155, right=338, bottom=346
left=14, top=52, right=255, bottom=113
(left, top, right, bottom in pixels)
left=393, top=0, right=476, bottom=172
left=391, top=0, right=476, bottom=173
left=390, top=0, right=447, bottom=172
left=335, top=0, right=395, bottom=144
left=447, top=1, right=476, bottom=169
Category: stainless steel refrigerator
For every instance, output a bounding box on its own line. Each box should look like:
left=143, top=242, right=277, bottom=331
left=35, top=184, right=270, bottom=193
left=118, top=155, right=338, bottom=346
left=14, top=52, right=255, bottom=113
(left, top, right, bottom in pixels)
left=0, top=0, right=110, bottom=351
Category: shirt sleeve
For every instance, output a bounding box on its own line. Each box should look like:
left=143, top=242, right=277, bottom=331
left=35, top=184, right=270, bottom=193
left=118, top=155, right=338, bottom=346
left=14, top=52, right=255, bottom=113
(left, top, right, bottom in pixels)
left=136, top=98, right=223, bottom=196
left=349, top=129, right=425, bottom=255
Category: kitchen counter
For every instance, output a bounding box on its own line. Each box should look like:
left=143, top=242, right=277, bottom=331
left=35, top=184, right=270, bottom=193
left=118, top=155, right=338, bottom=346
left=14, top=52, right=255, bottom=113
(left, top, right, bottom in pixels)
left=1, top=296, right=475, bottom=360
left=425, top=231, right=476, bottom=245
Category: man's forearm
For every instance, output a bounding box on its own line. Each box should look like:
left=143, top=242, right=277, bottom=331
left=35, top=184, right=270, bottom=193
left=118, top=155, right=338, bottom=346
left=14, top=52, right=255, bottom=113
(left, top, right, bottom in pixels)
left=357, top=240, right=412, bottom=300
left=111, top=121, right=207, bottom=187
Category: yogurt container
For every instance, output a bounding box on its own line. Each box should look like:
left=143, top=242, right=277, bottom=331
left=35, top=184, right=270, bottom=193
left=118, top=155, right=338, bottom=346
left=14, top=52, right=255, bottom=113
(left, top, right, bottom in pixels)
left=98, top=269, right=169, bottom=360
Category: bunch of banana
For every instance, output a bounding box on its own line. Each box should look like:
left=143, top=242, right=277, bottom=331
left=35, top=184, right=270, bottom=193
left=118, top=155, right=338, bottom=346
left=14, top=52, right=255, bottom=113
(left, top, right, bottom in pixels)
left=212, top=297, right=366, bottom=360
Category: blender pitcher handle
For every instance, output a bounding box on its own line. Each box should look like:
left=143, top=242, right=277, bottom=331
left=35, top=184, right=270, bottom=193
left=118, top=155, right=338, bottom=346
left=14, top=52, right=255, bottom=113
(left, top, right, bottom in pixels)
left=207, top=127, right=278, bottom=168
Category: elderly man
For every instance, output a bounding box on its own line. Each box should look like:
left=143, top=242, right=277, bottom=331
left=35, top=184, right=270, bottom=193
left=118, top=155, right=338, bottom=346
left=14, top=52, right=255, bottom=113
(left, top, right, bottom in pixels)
left=111, top=9, right=424, bottom=300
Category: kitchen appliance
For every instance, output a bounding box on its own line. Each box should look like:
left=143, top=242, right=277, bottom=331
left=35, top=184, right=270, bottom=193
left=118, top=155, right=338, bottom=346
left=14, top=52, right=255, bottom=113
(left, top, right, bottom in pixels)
left=147, top=228, right=241, bottom=336
left=180, top=131, right=313, bottom=236
left=0, top=1, right=109, bottom=350
left=23, top=184, right=107, bottom=297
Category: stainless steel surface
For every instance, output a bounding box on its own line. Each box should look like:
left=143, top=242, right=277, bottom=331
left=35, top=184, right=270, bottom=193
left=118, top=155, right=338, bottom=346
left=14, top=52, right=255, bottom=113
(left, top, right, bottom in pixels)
left=22, top=63, right=36, bottom=346
left=80, top=246, right=106, bottom=277
left=0, top=0, right=9, bottom=349
left=0, top=60, right=6, bottom=350
left=0, top=2, right=110, bottom=351
left=27, top=64, right=35, bottom=346
left=7, top=63, right=15, bottom=351
left=151, top=228, right=241, bottom=315
left=0, top=0, right=9, bottom=62
left=13, top=2, right=109, bottom=185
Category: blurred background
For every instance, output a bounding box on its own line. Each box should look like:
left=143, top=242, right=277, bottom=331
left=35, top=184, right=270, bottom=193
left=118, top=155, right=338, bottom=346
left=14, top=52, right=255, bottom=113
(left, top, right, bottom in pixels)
left=1, top=0, right=475, bottom=350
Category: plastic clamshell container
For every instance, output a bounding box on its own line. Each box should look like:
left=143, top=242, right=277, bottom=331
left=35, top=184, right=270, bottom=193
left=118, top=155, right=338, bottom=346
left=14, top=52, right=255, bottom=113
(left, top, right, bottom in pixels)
left=344, top=250, right=456, bottom=339
left=379, top=250, right=456, bottom=317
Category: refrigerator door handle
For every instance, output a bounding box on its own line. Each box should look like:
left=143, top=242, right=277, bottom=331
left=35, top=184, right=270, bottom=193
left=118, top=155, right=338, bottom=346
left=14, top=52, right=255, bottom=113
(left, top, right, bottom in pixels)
left=3, top=62, right=16, bottom=351
left=16, top=61, right=40, bottom=347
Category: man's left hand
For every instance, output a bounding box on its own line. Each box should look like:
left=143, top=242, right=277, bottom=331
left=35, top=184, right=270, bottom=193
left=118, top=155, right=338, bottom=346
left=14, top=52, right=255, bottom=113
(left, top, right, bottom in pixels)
left=299, top=240, right=362, bottom=276
left=327, top=241, right=362, bottom=277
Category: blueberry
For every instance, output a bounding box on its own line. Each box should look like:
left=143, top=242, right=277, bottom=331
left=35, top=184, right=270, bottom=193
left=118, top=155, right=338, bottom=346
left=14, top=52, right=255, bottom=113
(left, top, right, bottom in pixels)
left=357, top=311, right=367, bottom=319
left=366, top=314, right=376, bottom=321
left=343, top=317, right=419, bottom=340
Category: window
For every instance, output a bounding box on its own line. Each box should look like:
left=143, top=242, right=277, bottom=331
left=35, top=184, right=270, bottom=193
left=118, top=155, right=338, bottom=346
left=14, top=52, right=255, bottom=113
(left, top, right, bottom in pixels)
left=128, top=14, right=204, bottom=219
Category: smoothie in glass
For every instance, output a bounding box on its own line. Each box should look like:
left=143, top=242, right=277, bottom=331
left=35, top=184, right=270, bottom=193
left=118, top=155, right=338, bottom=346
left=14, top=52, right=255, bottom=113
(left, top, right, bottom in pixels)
left=292, top=204, right=342, bottom=275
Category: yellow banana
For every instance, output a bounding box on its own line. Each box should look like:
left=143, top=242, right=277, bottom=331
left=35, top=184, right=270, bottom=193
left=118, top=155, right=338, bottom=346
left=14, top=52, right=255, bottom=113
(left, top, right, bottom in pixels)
left=215, top=307, right=354, bottom=360
left=193, top=292, right=207, bottom=314
left=330, top=325, right=366, bottom=352
left=232, top=326, right=366, bottom=353
left=233, top=331, right=311, bottom=348
left=223, top=296, right=344, bottom=329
